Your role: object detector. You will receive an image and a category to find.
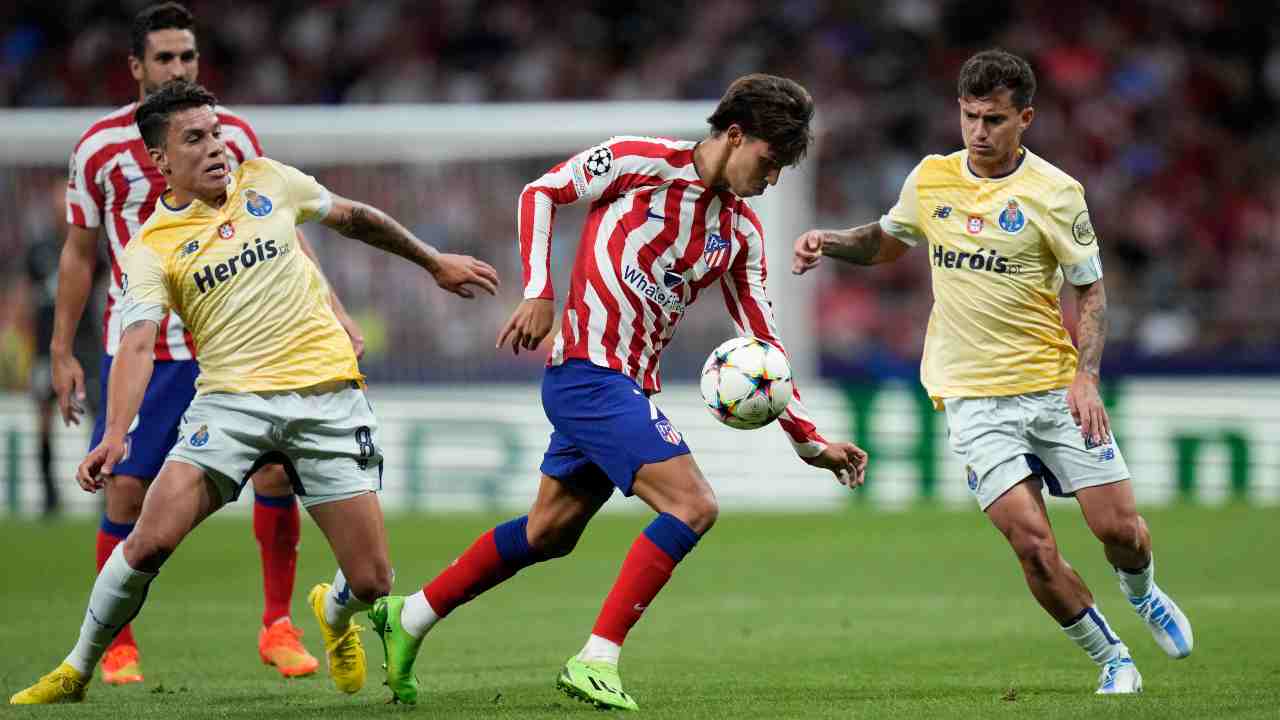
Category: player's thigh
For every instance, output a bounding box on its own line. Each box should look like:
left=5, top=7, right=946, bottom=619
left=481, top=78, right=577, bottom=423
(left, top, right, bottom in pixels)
left=631, top=453, right=718, bottom=533
left=944, top=396, right=1035, bottom=510
left=1075, top=479, right=1144, bottom=545
left=305, top=491, right=391, bottom=597
left=92, top=358, right=200, bottom=483
left=1025, top=389, right=1130, bottom=500
left=525, top=473, right=612, bottom=555
left=985, top=476, right=1058, bottom=560
left=105, top=473, right=148, bottom=521
left=540, top=361, right=691, bottom=499
left=248, top=462, right=293, bottom=496
left=124, top=459, right=224, bottom=571
left=167, top=392, right=279, bottom=505
left=284, top=383, right=383, bottom=505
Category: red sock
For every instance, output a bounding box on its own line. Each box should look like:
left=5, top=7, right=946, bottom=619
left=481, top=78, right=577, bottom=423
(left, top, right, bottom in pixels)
left=253, top=494, right=300, bottom=626
left=97, top=521, right=136, bottom=650
left=423, top=530, right=515, bottom=617
left=591, top=534, right=677, bottom=645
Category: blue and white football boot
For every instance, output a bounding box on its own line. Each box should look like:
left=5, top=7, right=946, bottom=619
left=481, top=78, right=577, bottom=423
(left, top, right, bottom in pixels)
left=1127, top=582, right=1194, bottom=659
left=1096, top=650, right=1143, bottom=694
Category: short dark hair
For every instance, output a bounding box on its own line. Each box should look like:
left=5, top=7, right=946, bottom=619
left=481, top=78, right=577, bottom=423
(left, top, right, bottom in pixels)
left=707, top=74, right=815, bottom=166
left=130, top=2, right=195, bottom=59
left=136, top=79, right=217, bottom=149
left=957, top=49, right=1037, bottom=109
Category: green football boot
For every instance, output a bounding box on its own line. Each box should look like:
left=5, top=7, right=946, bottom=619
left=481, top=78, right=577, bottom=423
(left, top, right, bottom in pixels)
left=368, top=596, right=423, bottom=704
left=556, top=656, right=639, bottom=711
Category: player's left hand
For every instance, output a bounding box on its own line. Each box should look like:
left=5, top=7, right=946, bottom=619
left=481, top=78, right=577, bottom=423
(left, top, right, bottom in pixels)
left=1067, top=371, right=1111, bottom=447
left=429, top=253, right=500, bottom=298
left=76, top=437, right=128, bottom=493
left=792, top=230, right=826, bottom=275
left=805, top=441, right=868, bottom=489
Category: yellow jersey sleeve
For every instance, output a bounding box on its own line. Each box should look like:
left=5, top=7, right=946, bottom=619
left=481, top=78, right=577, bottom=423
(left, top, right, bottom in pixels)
left=117, top=238, right=171, bottom=328
left=1045, top=182, right=1103, bottom=285
left=878, top=162, right=925, bottom=247
left=263, top=158, right=333, bottom=224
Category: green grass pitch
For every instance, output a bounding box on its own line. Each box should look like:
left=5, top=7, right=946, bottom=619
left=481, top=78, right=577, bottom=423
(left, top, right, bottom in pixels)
left=2, top=504, right=1277, bottom=718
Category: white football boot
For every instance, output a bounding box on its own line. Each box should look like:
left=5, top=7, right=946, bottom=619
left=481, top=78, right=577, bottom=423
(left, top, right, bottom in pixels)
left=1095, top=651, right=1143, bottom=694
left=1128, top=583, right=1194, bottom=659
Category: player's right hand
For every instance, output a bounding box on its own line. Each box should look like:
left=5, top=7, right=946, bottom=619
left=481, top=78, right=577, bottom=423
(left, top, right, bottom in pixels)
left=497, top=298, right=555, bottom=355
left=430, top=253, right=500, bottom=298
left=77, top=437, right=127, bottom=493
left=51, top=351, right=87, bottom=426
left=792, top=230, right=825, bottom=275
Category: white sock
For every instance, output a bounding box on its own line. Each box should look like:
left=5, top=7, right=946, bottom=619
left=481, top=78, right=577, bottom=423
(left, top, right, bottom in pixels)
left=577, top=634, right=621, bottom=665
left=324, top=569, right=371, bottom=629
left=400, top=590, right=440, bottom=640
left=63, top=544, right=156, bottom=675
left=1062, top=605, right=1126, bottom=665
left=1116, top=555, right=1154, bottom=600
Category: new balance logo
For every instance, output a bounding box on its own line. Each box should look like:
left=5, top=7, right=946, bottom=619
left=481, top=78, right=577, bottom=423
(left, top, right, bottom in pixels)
left=932, top=205, right=952, bottom=219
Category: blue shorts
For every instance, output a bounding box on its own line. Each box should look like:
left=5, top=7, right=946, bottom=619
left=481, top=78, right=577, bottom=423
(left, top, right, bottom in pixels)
left=90, top=355, right=199, bottom=481
left=539, top=360, right=691, bottom=497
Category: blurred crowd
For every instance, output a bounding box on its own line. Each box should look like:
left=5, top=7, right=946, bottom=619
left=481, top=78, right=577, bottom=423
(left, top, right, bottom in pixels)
left=2, top=0, right=1279, bottom=384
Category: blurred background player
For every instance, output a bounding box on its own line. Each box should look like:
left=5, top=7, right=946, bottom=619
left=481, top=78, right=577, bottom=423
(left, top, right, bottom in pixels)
left=25, top=176, right=104, bottom=518
left=792, top=49, right=1192, bottom=694
left=367, top=74, right=868, bottom=709
left=9, top=79, right=501, bottom=706
left=52, top=2, right=364, bottom=684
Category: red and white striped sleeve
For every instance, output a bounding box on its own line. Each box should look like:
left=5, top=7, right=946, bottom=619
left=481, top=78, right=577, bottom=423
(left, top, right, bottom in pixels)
left=66, top=140, right=107, bottom=229
left=721, top=204, right=828, bottom=459
left=517, top=137, right=676, bottom=300
left=216, top=106, right=264, bottom=164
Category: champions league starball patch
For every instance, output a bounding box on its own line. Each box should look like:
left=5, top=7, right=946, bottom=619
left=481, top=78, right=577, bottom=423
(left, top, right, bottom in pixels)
left=966, top=465, right=979, bottom=491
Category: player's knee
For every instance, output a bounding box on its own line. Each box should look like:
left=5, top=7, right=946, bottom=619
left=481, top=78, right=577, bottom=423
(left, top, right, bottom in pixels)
left=121, top=531, right=175, bottom=572
left=1096, top=513, right=1145, bottom=553
left=346, top=561, right=393, bottom=602
left=526, top=521, right=580, bottom=559
left=677, top=492, right=719, bottom=535
left=1011, top=532, right=1059, bottom=580
left=250, top=464, right=294, bottom=496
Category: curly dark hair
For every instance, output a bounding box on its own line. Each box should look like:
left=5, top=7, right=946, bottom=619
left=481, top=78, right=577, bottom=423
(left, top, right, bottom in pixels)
left=136, top=79, right=217, bottom=149
left=707, top=74, right=815, bottom=166
left=957, top=49, right=1037, bottom=109
left=130, top=2, right=195, bottom=59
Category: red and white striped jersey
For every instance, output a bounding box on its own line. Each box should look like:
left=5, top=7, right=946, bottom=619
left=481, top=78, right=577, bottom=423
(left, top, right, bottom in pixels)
left=66, top=102, right=263, bottom=360
left=519, top=136, right=827, bottom=458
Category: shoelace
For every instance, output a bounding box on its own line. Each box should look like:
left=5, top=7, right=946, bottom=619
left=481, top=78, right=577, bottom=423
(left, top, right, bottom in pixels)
left=330, top=623, right=364, bottom=666
left=1098, top=657, right=1131, bottom=688
left=1132, top=594, right=1170, bottom=625
left=269, top=623, right=307, bottom=651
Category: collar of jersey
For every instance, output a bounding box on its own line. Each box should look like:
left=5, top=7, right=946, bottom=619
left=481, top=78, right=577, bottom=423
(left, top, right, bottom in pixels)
left=962, top=146, right=1029, bottom=183
left=157, top=172, right=238, bottom=215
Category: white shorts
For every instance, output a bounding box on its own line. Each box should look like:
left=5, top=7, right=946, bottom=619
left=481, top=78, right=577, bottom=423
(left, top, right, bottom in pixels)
left=943, top=389, right=1130, bottom=510
left=166, top=380, right=383, bottom=508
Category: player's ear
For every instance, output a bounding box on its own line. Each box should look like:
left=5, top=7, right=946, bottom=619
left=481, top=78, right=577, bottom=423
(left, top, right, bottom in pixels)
left=726, top=124, right=745, bottom=147
left=148, top=146, right=167, bottom=175
left=1019, top=105, right=1035, bottom=131
left=129, top=54, right=144, bottom=84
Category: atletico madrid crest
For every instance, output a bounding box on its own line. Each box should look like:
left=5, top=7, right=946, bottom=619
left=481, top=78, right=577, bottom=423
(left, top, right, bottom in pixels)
left=218, top=221, right=235, bottom=239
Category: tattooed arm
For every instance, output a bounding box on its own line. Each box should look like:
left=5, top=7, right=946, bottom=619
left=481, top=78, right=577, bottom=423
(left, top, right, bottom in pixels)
left=77, top=319, right=157, bottom=491
left=792, top=222, right=911, bottom=274
left=321, top=195, right=499, bottom=298
left=1067, top=280, right=1111, bottom=445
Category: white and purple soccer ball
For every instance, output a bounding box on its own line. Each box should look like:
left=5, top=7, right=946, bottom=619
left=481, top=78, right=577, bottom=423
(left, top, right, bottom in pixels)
left=700, top=337, right=793, bottom=430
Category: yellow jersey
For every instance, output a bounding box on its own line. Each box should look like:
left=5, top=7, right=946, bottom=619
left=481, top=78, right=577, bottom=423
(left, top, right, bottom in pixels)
left=118, top=157, right=360, bottom=394
left=879, top=147, right=1102, bottom=404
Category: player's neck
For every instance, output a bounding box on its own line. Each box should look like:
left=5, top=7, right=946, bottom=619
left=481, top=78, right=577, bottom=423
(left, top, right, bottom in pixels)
left=167, top=186, right=227, bottom=210
left=968, top=146, right=1025, bottom=179
left=693, top=137, right=729, bottom=191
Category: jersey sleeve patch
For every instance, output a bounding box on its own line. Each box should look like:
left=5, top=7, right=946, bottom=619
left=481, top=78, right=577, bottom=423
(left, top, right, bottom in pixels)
left=1071, top=210, right=1096, bottom=245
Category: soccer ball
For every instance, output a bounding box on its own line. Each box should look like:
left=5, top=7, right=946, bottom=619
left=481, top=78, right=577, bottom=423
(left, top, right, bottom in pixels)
left=700, top=337, right=793, bottom=430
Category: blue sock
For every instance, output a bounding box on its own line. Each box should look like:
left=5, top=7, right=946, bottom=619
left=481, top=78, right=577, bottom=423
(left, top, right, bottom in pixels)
left=642, top=512, right=701, bottom=562
left=493, top=515, right=543, bottom=569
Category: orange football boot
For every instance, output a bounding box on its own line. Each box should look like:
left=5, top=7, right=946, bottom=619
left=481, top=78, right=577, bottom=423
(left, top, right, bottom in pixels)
left=101, top=645, right=143, bottom=685
left=258, top=619, right=320, bottom=677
